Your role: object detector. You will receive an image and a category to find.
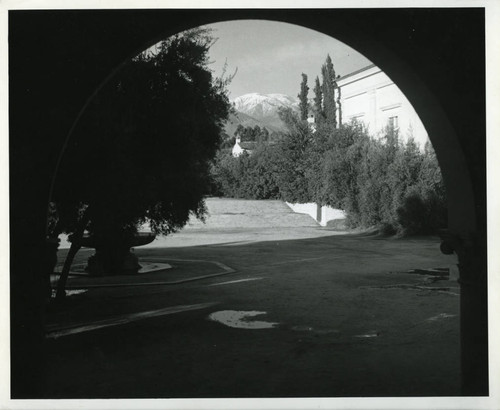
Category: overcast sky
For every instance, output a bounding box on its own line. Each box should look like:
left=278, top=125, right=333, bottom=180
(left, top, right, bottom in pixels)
left=205, top=20, right=372, bottom=99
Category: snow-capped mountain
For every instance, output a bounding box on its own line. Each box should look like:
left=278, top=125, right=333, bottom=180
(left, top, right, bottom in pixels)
left=231, top=93, right=299, bottom=131
left=224, top=111, right=281, bottom=139
left=233, top=93, right=299, bottom=118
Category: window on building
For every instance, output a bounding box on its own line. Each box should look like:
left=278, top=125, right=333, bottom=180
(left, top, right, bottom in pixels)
left=388, top=116, right=399, bottom=129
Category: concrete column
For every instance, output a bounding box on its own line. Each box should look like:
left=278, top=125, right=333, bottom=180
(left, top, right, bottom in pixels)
left=10, top=200, right=51, bottom=397
left=440, top=229, right=488, bottom=395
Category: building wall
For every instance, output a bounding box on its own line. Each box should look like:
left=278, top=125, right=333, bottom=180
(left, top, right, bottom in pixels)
left=336, top=65, right=428, bottom=148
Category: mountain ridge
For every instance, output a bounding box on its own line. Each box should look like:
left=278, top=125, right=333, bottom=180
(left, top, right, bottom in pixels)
left=223, top=92, right=300, bottom=137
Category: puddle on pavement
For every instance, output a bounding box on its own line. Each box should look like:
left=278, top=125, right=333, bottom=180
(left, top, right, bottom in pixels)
left=50, top=289, right=88, bottom=298
left=208, top=310, right=278, bottom=329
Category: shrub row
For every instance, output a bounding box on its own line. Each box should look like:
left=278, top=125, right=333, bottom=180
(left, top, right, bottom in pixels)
left=210, top=119, right=446, bottom=235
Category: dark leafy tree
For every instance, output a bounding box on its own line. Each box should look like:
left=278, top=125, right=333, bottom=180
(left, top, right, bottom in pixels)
left=50, top=27, right=232, bottom=298
left=219, top=132, right=235, bottom=149
left=396, top=140, right=446, bottom=234
left=233, top=125, right=270, bottom=143
left=317, top=123, right=369, bottom=209
left=234, top=124, right=245, bottom=138
left=298, top=73, right=309, bottom=121
left=210, top=145, right=281, bottom=199
left=259, top=127, right=270, bottom=143
left=273, top=107, right=313, bottom=203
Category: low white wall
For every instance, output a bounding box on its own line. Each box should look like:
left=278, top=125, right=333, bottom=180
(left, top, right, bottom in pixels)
left=321, top=206, right=346, bottom=226
left=285, top=202, right=345, bottom=227
left=285, top=202, right=319, bottom=222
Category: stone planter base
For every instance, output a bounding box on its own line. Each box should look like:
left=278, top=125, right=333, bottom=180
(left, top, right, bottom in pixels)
left=86, top=250, right=141, bottom=277
left=74, top=232, right=156, bottom=277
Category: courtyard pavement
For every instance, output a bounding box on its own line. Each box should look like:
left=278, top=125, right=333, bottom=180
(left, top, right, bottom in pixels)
left=45, top=198, right=461, bottom=399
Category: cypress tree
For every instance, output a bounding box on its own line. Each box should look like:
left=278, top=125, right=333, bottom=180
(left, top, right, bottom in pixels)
left=313, top=76, right=324, bottom=123
left=321, top=54, right=337, bottom=128
left=298, top=73, right=309, bottom=121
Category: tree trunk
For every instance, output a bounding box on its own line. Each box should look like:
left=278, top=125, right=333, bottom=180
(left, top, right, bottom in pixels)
left=55, top=209, right=91, bottom=300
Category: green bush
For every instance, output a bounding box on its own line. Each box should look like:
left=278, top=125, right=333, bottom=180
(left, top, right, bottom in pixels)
left=211, top=119, right=446, bottom=236
left=317, top=124, right=446, bottom=235
left=210, top=144, right=281, bottom=200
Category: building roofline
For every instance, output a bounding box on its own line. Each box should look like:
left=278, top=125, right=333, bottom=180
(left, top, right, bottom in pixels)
left=336, top=64, right=377, bottom=83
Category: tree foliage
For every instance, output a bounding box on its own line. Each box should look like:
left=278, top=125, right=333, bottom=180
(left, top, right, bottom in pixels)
left=234, top=124, right=270, bottom=143
left=272, top=107, right=314, bottom=203
left=210, top=145, right=281, bottom=200
left=53, top=27, right=231, bottom=236
left=298, top=73, right=309, bottom=121
left=321, top=54, right=337, bottom=128
left=313, top=75, right=324, bottom=122
left=50, top=27, right=232, bottom=291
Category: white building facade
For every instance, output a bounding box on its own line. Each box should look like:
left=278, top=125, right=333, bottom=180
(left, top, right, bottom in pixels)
left=336, top=64, right=428, bottom=148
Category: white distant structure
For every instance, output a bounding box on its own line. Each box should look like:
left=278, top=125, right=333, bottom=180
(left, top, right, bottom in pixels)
left=232, top=136, right=256, bottom=157
left=307, top=114, right=317, bottom=133
left=335, top=64, right=428, bottom=147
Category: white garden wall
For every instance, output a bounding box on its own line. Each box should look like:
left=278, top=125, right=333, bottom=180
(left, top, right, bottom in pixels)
left=285, top=202, right=345, bottom=227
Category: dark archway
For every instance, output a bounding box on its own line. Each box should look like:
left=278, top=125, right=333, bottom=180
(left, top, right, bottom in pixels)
left=9, top=8, right=487, bottom=397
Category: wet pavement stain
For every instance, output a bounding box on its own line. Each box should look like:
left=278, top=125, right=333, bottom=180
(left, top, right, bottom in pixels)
left=50, top=289, right=88, bottom=298
left=366, top=266, right=459, bottom=294
left=208, top=310, right=279, bottom=329
left=390, top=267, right=451, bottom=283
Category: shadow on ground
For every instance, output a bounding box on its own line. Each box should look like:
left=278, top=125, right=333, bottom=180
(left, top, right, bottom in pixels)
left=44, top=227, right=460, bottom=398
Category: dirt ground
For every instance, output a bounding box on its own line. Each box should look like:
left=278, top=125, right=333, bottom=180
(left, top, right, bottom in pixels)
left=45, top=199, right=460, bottom=399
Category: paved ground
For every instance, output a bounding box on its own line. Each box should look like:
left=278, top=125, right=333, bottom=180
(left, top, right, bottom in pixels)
left=45, top=198, right=460, bottom=399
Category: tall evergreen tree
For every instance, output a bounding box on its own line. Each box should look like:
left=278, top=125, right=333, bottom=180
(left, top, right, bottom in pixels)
left=298, top=73, right=309, bottom=121
left=313, top=76, right=324, bottom=122
left=321, top=54, right=337, bottom=128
